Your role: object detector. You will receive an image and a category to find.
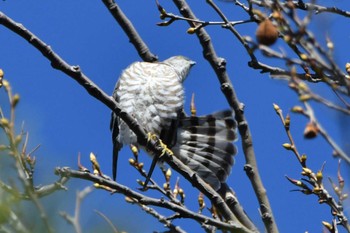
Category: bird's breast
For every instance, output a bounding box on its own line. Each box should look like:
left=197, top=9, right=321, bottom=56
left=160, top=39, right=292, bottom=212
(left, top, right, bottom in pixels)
left=117, top=62, right=185, bottom=146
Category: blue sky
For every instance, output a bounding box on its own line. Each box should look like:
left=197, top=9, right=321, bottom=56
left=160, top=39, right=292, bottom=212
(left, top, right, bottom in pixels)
left=0, top=1, right=349, bottom=232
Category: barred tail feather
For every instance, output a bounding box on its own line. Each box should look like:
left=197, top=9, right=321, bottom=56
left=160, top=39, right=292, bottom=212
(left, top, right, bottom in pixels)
left=172, top=110, right=238, bottom=190
left=174, top=147, right=223, bottom=190
left=178, top=138, right=236, bottom=177
left=176, top=144, right=231, bottom=181
left=179, top=110, right=236, bottom=128
left=184, top=125, right=237, bottom=141
left=181, top=142, right=235, bottom=166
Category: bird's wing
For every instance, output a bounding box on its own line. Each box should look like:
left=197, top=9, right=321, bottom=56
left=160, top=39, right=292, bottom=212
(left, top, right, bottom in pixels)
left=172, top=110, right=238, bottom=190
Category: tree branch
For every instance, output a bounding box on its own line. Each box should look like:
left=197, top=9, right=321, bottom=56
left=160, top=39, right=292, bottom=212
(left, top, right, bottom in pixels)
left=250, top=0, right=350, bottom=18
left=169, top=1, right=277, bottom=232
left=101, top=0, right=158, bottom=62
left=60, top=186, right=94, bottom=233
left=55, top=167, right=252, bottom=233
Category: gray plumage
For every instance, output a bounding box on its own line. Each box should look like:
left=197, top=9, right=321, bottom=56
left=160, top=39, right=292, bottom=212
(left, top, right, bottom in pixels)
left=110, top=56, right=237, bottom=190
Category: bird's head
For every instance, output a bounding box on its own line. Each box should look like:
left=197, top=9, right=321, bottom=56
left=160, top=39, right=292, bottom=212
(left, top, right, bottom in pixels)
left=163, top=56, right=196, bottom=82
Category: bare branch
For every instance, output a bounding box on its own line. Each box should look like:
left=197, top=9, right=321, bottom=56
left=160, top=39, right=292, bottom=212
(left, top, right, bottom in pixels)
left=35, top=177, right=69, bottom=197
left=60, top=186, right=94, bottom=233
left=282, top=0, right=350, bottom=17
left=133, top=201, right=187, bottom=233
left=168, top=1, right=277, bottom=232
left=303, top=103, right=350, bottom=164
left=275, top=104, right=350, bottom=231
left=55, top=167, right=253, bottom=233
left=101, top=0, right=158, bottom=62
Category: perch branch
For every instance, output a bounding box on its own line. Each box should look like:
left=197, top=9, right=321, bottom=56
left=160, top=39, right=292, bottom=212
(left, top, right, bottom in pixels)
left=55, top=167, right=253, bottom=233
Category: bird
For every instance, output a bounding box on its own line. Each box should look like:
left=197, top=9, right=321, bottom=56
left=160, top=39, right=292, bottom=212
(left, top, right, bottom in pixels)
left=110, top=56, right=238, bottom=190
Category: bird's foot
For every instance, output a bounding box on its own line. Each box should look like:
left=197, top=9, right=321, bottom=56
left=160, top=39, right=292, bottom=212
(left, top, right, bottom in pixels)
left=143, top=133, right=173, bottom=189
left=147, top=133, right=174, bottom=157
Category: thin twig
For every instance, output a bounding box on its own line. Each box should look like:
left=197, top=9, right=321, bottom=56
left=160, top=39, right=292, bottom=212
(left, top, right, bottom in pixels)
left=1, top=81, right=53, bottom=233
left=291, top=0, right=350, bottom=17
left=60, top=186, right=94, bottom=233
left=309, top=93, right=350, bottom=115
left=273, top=104, right=303, bottom=165
left=275, top=104, right=350, bottom=231
left=304, top=103, right=350, bottom=164
left=135, top=202, right=187, bottom=233
left=248, top=0, right=350, bottom=18
left=7, top=211, right=29, bottom=233
left=131, top=161, right=183, bottom=205
left=94, top=210, right=119, bottom=233
left=0, top=176, right=69, bottom=200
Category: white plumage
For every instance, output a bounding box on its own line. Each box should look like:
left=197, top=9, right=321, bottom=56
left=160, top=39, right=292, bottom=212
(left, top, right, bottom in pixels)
left=111, top=56, right=237, bottom=190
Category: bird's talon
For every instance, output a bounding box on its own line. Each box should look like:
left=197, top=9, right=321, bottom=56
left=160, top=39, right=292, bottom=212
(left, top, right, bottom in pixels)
left=147, top=132, right=158, bottom=143
left=147, top=133, right=174, bottom=157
